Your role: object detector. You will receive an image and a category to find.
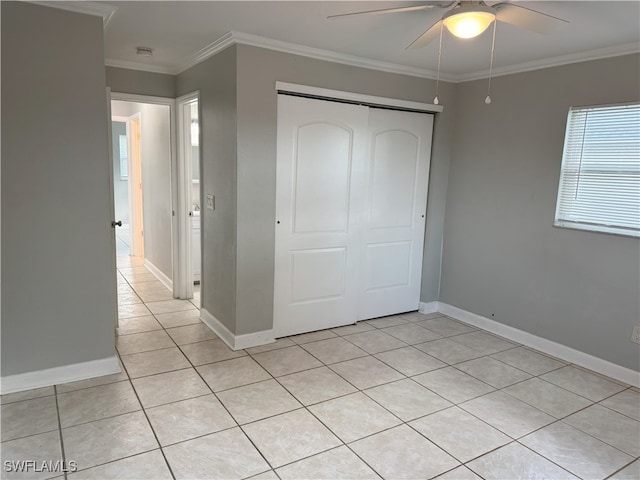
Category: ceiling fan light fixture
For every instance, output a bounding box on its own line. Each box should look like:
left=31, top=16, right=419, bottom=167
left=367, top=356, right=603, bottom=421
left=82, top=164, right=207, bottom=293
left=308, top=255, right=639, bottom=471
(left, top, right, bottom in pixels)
left=442, top=5, right=495, bottom=39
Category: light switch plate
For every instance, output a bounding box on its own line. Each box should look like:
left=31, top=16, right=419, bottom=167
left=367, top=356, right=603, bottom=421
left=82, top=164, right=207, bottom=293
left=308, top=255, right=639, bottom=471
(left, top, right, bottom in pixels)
left=206, top=194, right=215, bottom=210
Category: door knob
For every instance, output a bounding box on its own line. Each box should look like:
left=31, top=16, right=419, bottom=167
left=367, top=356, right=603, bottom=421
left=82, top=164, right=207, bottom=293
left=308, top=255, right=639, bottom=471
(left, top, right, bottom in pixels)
left=111, top=220, right=122, bottom=228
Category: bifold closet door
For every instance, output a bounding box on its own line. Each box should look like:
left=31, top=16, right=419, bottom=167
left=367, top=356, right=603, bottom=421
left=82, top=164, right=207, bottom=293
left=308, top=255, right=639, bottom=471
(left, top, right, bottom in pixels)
left=359, top=108, right=433, bottom=320
left=274, top=95, right=368, bottom=337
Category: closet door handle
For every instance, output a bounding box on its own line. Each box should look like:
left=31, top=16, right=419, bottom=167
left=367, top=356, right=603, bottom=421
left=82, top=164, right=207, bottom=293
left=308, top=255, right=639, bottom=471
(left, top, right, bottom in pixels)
left=111, top=220, right=122, bottom=228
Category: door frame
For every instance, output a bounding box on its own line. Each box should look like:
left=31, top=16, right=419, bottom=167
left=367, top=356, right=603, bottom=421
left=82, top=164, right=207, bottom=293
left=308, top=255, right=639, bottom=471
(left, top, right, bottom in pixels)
left=110, top=92, right=179, bottom=298
left=128, top=113, right=144, bottom=258
left=176, top=91, right=201, bottom=299
left=275, top=82, right=443, bottom=113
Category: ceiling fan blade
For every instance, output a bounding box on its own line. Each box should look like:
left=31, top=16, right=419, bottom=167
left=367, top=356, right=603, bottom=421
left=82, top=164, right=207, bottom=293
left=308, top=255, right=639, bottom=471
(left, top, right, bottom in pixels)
left=327, top=4, right=437, bottom=19
left=494, top=2, right=569, bottom=34
left=406, top=20, right=442, bottom=49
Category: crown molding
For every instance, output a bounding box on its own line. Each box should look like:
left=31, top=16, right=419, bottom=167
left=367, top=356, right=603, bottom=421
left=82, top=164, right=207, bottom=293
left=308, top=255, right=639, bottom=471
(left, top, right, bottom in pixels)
left=30, top=1, right=116, bottom=26
left=176, top=31, right=451, bottom=82
left=105, top=59, right=176, bottom=75
left=158, top=31, right=640, bottom=83
left=175, top=31, right=237, bottom=74
left=233, top=31, right=449, bottom=81
left=106, top=29, right=640, bottom=85
left=456, top=42, right=640, bottom=83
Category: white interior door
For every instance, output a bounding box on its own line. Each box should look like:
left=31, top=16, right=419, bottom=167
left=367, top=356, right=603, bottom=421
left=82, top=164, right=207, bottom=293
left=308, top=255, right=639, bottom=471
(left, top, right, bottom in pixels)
left=274, top=95, right=368, bottom=337
left=359, top=108, right=434, bottom=320
left=106, top=88, right=119, bottom=329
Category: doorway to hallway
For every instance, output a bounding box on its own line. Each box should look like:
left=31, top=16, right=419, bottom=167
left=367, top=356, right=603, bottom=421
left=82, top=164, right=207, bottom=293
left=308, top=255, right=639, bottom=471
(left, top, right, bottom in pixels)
left=110, top=95, right=175, bottom=302
left=176, top=92, right=201, bottom=302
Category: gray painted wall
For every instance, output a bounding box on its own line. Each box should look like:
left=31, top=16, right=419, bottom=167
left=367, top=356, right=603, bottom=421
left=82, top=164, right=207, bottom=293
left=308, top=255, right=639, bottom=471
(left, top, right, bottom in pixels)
left=233, top=44, right=456, bottom=335
left=112, top=122, right=130, bottom=225
left=132, top=44, right=455, bottom=337
left=1, top=2, right=116, bottom=375
left=111, top=101, right=173, bottom=280
left=106, top=66, right=176, bottom=98
left=440, top=54, right=640, bottom=370
left=177, top=46, right=238, bottom=332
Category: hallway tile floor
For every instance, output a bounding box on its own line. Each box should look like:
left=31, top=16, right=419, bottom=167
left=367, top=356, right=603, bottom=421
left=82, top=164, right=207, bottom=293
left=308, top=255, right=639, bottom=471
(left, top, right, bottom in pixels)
left=1, top=257, right=638, bottom=479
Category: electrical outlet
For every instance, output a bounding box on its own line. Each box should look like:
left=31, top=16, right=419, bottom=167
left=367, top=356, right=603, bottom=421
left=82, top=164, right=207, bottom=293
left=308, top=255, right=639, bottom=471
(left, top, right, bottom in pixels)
left=632, top=325, right=640, bottom=345
left=206, top=194, right=215, bottom=210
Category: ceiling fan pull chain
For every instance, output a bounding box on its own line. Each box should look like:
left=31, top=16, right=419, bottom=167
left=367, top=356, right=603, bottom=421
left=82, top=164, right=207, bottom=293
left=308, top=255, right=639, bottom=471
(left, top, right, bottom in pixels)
left=434, top=21, right=444, bottom=105
left=485, top=19, right=497, bottom=104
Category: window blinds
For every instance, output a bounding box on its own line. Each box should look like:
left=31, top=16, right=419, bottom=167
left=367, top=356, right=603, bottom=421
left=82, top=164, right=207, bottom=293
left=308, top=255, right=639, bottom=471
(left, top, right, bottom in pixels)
left=555, top=103, right=640, bottom=237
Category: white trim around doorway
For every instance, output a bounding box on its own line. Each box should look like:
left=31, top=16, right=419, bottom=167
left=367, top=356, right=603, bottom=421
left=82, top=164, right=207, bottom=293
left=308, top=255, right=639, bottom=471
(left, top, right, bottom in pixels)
left=110, top=92, right=178, bottom=298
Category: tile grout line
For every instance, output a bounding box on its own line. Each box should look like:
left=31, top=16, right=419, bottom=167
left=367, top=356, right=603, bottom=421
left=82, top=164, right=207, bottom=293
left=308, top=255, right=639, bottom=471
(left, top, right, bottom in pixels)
left=513, top=412, right=628, bottom=476
left=604, top=458, right=638, bottom=479
left=513, top=438, right=591, bottom=479
left=245, top=323, right=458, bottom=476
left=118, top=261, right=188, bottom=479
left=252, top=328, right=481, bottom=477
left=0, top=391, right=56, bottom=406
left=69, top=449, right=168, bottom=477
left=553, top=409, right=639, bottom=457
left=594, top=389, right=640, bottom=422
left=535, top=371, right=626, bottom=404
left=451, top=381, right=637, bottom=474
left=334, top=320, right=635, bottom=477
left=52, top=385, right=69, bottom=480
left=343, top=359, right=541, bottom=476
left=116, top=351, right=177, bottom=480
left=0, top=428, right=61, bottom=446
left=127, top=273, right=282, bottom=477
left=172, top=332, right=279, bottom=476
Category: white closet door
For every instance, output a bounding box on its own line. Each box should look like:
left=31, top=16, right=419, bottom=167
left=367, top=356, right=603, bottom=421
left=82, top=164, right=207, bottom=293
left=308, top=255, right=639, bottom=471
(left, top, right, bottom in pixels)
left=359, top=108, right=433, bottom=320
left=274, top=95, right=368, bottom=337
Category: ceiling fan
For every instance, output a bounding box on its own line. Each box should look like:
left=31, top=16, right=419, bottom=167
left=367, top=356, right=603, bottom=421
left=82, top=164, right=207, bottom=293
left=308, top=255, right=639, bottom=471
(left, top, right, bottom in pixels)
left=328, top=1, right=569, bottom=49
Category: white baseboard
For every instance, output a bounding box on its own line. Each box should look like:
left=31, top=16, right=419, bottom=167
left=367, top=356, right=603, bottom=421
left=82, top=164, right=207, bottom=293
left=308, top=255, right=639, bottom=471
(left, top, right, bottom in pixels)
left=144, top=259, right=173, bottom=292
left=438, top=302, right=640, bottom=388
left=0, top=356, right=121, bottom=395
left=235, top=330, right=276, bottom=350
left=419, top=301, right=440, bottom=314
left=200, top=308, right=275, bottom=351
left=200, top=308, right=236, bottom=349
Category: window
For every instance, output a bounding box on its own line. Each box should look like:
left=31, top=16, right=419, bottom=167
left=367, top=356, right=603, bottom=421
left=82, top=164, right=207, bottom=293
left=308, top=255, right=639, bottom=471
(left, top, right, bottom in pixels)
left=555, top=103, right=640, bottom=237
left=119, top=134, right=128, bottom=180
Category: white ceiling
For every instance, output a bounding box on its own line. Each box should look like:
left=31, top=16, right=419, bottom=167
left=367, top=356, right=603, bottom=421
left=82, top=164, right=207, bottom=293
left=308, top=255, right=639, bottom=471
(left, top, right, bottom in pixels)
left=47, top=1, right=640, bottom=81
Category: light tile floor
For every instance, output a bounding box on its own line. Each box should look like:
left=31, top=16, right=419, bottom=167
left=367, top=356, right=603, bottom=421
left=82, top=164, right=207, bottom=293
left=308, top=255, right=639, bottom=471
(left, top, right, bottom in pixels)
left=1, top=257, right=639, bottom=479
